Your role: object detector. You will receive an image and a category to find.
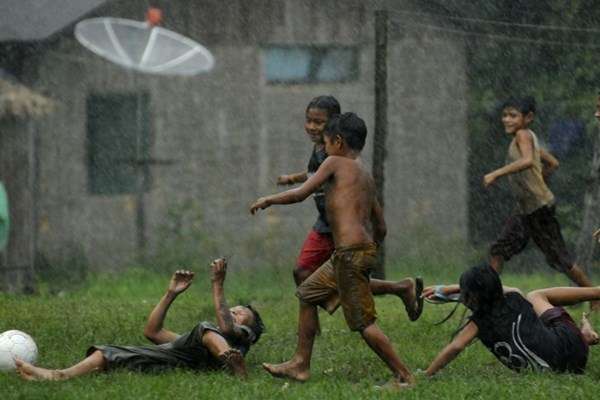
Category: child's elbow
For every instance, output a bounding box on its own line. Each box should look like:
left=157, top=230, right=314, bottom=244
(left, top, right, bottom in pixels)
left=143, top=329, right=157, bottom=343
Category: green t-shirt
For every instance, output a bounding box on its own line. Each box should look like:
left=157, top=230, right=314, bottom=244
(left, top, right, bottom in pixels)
left=0, top=182, right=8, bottom=251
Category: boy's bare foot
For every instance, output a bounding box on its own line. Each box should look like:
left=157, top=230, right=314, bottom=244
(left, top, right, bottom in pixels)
left=398, top=278, right=424, bottom=321
left=15, top=358, right=62, bottom=381
left=262, top=360, right=310, bottom=382
left=581, top=313, right=599, bottom=346
left=374, top=377, right=414, bottom=391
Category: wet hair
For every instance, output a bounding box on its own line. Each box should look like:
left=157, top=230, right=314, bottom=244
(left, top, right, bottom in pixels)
left=502, top=96, right=536, bottom=115
left=244, top=304, right=265, bottom=344
left=459, top=263, right=505, bottom=316
left=324, top=112, right=367, bottom=151
left=306, top=95, right=341, bottom=118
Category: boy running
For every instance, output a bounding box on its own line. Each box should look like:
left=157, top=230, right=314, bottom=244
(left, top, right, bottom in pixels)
left=15, top=259, right=264, bottom=381
left=484, top=96, right=598, bottom=308
left=277, top=95, right=339, bottom=285
left=251, top=113, right=421, bottom=390
left=278, top=95, right=422, bottom=319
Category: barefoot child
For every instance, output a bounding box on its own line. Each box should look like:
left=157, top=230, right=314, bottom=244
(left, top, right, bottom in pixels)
left=276, top=95, right=340, bottom=285
left=277, top=96, right=422, bottom=318
left=16, top=259, right=264, bottom=381
left=484, top=96, right=597, bottom=308
left=251, top=113, right=422, bottom=389
left=424, top=264, right=599, bottom=376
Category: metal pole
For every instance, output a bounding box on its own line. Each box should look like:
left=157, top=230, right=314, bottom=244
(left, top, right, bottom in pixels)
left=26, top=120, right=38, bottom=293
left=372, top=10, right=388, bottom=279
left=135, top=90, right=147, bottom=262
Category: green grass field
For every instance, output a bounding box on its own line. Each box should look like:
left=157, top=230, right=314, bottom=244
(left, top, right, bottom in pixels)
left=1, top=262, right=599, bottom=399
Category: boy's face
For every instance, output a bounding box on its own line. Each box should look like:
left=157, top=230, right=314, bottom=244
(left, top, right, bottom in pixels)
left=323, top=133, right=343, bottom=156
left=230, top=305, right=255, bottom=327
left=501, top=107, right=533, bottom=134
left=595, top=96, right=600, bottom=121
left=305, top=108, right=329, bottom=144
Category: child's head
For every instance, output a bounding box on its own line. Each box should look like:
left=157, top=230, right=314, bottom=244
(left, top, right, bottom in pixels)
left=323, top=112, right=367, bottom=155
left=459, top=263, right=504, bottom=314
left=501, top=96, right=536, bottom=134
left=305, top=95, right=341, bottom=144
left=230, top=305, right=265, bottom=344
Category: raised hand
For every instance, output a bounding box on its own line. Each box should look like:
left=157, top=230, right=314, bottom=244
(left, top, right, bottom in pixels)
left=210, top=258, right=227, bottom=284
left=168, top=270, right=195, bottom=295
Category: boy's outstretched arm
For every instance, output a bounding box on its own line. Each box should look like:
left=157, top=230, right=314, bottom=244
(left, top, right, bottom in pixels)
left=425, top=321, right=478, bottom=377
left=422, top=284, right=522, bottom=300
left=483, top=129, right=534, bottom=187
left=144, top=270, right=195, bottom=345
left=539, top=148, right=559, bottom=179
left=250, top=157, right=337, bottom=214
left=211, top=259, right=248, bottom=340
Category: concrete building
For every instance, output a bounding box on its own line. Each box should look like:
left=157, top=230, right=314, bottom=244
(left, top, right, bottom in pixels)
left=0, top=0, right=468, bottom=287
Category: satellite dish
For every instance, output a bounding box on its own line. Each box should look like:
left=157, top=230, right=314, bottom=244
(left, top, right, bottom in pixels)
left=74, top=15, right=215, bottom=76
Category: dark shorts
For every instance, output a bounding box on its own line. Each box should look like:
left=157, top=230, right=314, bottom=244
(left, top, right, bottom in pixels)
left=490, top=205, right=573, bottom=272
left=296, top=242, right=378, bottom=332
left=540, top=307, right=588, bottom=373
left=296, top=229, right=335, bottom=272
left=87, top=322, right=224, bottom=373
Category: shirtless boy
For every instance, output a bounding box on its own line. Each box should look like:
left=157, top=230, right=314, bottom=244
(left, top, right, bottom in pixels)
left=251, top=112, right=421, bottom=390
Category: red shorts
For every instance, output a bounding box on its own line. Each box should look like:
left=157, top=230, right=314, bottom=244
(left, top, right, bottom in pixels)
left=296, top=229, right=335, bottom=272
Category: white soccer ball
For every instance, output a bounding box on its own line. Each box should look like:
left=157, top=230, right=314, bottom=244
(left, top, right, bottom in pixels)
left=0, top=330, right=38, bottom=371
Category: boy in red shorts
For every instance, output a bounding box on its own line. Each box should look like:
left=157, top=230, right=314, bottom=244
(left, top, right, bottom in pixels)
left=278, top=96, right=422, bottom=319
left=276, top=96, right=339, bottom=284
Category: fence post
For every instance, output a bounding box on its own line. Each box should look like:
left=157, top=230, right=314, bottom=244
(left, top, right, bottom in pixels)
left=373, top=9, right=388, bottom=279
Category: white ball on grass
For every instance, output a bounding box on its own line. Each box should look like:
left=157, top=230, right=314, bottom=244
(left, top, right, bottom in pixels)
left=0, top=330, right=38, bottom=371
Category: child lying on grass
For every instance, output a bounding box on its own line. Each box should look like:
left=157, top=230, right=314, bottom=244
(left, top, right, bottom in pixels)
left=15, top=258, right=264, bottom=381
left=423, top=264, right=599, bottom=376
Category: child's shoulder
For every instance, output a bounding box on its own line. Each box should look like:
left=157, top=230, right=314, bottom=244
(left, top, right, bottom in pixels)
left=515, top=129, right=535, bottom=140
left=323, top=155, right=359, bottom=167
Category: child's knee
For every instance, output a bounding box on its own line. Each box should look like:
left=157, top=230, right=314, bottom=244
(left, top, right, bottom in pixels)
left=293, top=267, right=312, bottom=286
left=526, top=289, right=544, bottom=303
